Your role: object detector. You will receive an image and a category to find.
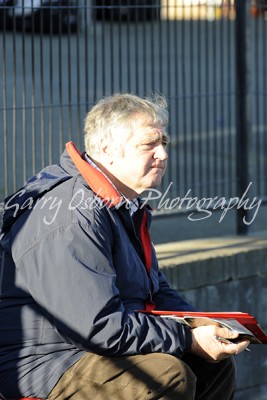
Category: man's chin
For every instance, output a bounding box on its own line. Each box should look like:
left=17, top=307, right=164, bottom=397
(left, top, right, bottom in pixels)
left=147, top=178, right=163, bottom=190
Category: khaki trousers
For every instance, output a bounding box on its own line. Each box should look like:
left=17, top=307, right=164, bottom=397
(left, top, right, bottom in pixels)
left=47, top=352, right=235, bottom=400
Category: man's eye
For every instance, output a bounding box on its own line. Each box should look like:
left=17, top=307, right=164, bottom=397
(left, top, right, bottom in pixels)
left=162, top=136, right=170, bottom=146
left=141, top=143, right=154, bottom=149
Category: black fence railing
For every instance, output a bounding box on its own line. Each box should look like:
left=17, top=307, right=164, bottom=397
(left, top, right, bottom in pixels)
left=0, top=0, right=266, bottom=234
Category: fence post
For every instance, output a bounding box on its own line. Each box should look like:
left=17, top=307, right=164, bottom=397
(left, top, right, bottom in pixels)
left=235, top=0, right=252, bottom=235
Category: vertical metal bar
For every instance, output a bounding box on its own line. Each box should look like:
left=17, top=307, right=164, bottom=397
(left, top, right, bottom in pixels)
left=84, top=0, right=89, bottom=111
left=221, top=13, right=226, bottom=194
left=67, top=10, right=73, bottom=142
left=263, top=10, right=267, bottom=198
left=75, top=0, right=81, bottom=148
left=235, top=0, right=251, bottom=234
left=214, top=17, right=218, bottom=196
left=197, top=4, right=203, bottom=198
left=39, top=8, right=45, bottom=168
left=142, top=2, right=147, bottom=95
left=189, top=5, right=195, bottom=196
left=214, top=15, right=219, bottom=196
left=21, top=3, right=27, bottom=186
left=166, top=0, right=173, bottom=194
left=254, top=11, right=261, bottom=195
left=2, top=10, right=8, bottom=197
left=12, top=6, right=17, bottom=192
left=126, top=3, right=131, bottom=91
left=204, top=14, right=210, bottom=196
left=173, top=2, right=179, bottom=193
left=181, top=4, right=188, bottom=193
left=227, top=11, right=235, bottom=197
left=101, top=1, right=106, bottom=96
left=84, top=0, right=89, bottom=113
left=48, top=2, right=53, bottom=164
left=92, top=0, right=98, bottom=101
left=116, top=2, right=121, bottom=93
left=58, top=1, right=63, bottom=151
left=150, top=1, right=156, bottom=92
left=134, top=2, right=139, bottom=94
left=220, top=14, right=225, bottom=197
left=31, top=0, right=36, bottom=175
left=158, top=0, right=163, bottom=96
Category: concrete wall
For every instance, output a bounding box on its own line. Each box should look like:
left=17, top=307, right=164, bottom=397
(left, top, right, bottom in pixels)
left=156, top=233, right=267, bottom=399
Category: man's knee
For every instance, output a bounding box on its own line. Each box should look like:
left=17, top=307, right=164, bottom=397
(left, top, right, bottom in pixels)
left=139, top=353, right=196, bottom=399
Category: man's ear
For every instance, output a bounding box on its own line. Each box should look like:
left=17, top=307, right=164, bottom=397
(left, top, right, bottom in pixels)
left=99, top=141, right=114, bottom=165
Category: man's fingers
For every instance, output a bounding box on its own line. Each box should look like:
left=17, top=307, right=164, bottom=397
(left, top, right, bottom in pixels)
left=217, top=327, right=240, bottom=340
left=234, top=340, right=250, bottom=354
left=214, top=335, right=250, bottom=354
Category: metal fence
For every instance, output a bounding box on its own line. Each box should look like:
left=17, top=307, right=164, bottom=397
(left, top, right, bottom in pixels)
left=0, top=0, right=266, bottom=234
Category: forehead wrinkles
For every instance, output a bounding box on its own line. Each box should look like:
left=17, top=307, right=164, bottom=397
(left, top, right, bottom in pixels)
left=138, top=124, right=169, bottom=144
left=126, top=114, right=168, bottom=145
left=141, top=128, right=162, bottom=142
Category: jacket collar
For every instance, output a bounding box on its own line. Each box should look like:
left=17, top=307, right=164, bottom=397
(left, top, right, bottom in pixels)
left=66, top=141, right=124, bottom=207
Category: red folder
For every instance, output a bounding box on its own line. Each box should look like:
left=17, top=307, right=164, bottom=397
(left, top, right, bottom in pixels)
left=140, top=310, right=267, bottom=344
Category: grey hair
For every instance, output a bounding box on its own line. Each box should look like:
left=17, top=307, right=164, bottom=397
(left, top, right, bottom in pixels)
left=84, top=93, right=169, bottom=157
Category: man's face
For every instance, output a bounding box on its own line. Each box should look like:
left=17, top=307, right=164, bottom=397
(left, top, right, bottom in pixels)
left=109, top=118, right=168, bottom=198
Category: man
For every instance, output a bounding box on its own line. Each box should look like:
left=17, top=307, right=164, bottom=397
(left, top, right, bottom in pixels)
left=0, top=93, right=249, bottom=399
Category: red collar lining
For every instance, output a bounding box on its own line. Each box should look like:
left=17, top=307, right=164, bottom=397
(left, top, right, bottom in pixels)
left=66, top=141, right=124, bottom=207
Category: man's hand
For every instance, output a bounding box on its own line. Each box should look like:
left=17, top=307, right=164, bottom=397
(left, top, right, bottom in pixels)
left=190, top=325, right=250, bottom=362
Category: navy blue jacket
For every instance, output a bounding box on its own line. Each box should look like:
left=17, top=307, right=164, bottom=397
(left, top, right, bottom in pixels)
left=0, top=142, right=194, bottom=399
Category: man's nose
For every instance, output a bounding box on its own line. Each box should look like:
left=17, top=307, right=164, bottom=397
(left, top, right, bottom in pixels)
left=154, top=144, right=168, bottom=161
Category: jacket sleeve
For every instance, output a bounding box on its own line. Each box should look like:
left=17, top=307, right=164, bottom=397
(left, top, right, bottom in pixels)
left=14, top=211, right=192, bottom=358
left=153, top=270, right=197, bottom=311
